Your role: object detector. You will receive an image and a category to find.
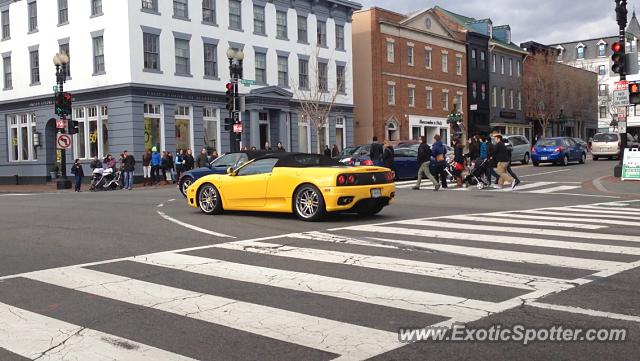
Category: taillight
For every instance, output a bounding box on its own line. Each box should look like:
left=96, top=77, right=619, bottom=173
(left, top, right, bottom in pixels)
left=555, top=146, right=564, bottom=153
left=337, top=175, right=346, bottom=186
left=618, top=142, right=621, bottom=149
left=361, top=159, right=374, bottom=166
left=347, top=175, right=357, bottom=185
left=531, top=146, right=536, bottom=154
left=385, top=171, right=394, bottom=182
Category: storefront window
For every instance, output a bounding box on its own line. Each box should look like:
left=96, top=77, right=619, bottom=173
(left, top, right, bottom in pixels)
left=144, top=103, right=162, bottom=151
left=203, top=106, right=218, bottom=152
left=175, top=105, right=192, bottom=151
left=7, top=113, right=37, bottom=162
left=73, top=105, right=108, bottom=159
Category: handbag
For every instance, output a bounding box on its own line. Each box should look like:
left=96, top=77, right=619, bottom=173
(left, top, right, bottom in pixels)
left=435, top=154, right=445, bottom=162
left=454, top=162, right=465, bottom=172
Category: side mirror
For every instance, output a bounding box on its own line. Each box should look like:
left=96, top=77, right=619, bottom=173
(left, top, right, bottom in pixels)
left=227, top=167, right=236, bottom=176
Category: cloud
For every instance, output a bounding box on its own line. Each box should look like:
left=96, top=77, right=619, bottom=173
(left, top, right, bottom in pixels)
left=357, top=0, right=625, bottom=44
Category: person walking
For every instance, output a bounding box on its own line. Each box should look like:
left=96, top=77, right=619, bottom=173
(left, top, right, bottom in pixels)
left=71, top=159, right=84, bottom=192
left=452, top=139, right=465, bottom=187
left=382, top=140, right=395, bottom=171
left=412, top=136, right=439, bottom=191
left=370, top=136, right=383, bottom=166
left=331, top=144, right=340, bottom=158
left=196, top=148, right=209, bottom=168
left=276, top=142, right=286, bottom=152
left=323, top=145, right=332, bottom=157
left=142, top=149, right=151, bottom=186
left=481, top=136, right=500, bottom=185
left=121, top=150, right=135, bottom=190
left=431, top=134, right=448, bottom=188
left=150, top=146, right=161, bottom=185
left=492, top=134, right=513, bottom=188
left=503, top=137, right=521, bottom=189
left=184, top=149, right=195, bottom=171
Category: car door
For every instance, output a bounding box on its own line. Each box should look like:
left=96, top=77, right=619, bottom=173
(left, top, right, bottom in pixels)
left=509, top=137, right=523, bottom=162
left=564, top=138, right=578, bottom=161
left=223, top=157, right=279, bottom=208
left=392, top=149, right=415, bottom=179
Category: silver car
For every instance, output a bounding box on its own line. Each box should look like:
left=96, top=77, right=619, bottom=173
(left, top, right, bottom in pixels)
left=504, top=135, right=532, bottom=164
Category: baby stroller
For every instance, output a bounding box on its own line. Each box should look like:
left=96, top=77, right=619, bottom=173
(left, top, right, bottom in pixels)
left=464, top=159, right=491, bottom=189
left=444, top=159, right=467, bottom=186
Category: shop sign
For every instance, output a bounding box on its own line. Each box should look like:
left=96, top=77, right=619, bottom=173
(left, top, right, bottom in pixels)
left=622, top=148, right=640, bottom=181
left=499, top=111, right=517, bottom=119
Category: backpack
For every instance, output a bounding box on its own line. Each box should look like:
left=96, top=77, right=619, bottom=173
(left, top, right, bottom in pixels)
left=480, top=142, right=488, bottom=159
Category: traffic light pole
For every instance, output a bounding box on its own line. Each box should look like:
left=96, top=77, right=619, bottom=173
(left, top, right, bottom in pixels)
left=54, top=64, right=72, bottom=190
left=614, top=0, right=628, bottom=177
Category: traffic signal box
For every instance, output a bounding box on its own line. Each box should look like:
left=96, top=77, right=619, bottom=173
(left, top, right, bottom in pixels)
left=629, top=81, right=640, bottom=105
left=612, top=42, right=624, bottom=74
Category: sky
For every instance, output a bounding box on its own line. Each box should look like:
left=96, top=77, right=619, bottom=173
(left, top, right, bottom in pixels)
left=357, top=0, right=629, bottom=45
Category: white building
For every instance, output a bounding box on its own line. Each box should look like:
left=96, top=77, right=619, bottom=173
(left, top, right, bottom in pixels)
left=0, top=0, right=360, bottom=183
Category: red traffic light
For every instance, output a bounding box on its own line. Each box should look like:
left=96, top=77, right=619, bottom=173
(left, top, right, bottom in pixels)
left=631, top=83, right=639, bottom=93
left=612, top=42, right=622, bottom=53
left=225, top=83, right=233, bottom=91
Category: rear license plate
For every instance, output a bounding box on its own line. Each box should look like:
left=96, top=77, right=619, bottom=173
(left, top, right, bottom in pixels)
left=541, top=156, right=548, bottom=160
left=371, top=188, right=382, bottom=198
left=355, top=161, right=360, bottom=166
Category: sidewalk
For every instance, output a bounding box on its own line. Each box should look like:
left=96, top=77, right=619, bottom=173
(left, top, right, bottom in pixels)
left=0, top=181, right=176, bottom=194
left=592, top=176, right=640, bottom=198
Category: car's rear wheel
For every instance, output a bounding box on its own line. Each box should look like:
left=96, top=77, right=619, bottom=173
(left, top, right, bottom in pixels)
left=179, top=176, right=194, bottom=197
left=358, top=203, right=384, bottom=217
left=593, top=156, right=598, bottom=161
left=197, top=183, right=223, bottom=215
left=560, top=155, right=569, bottom=166
left=533, top=161, right=540, bottom=167
left=522, top=153, right=530, bottom=165
left=579, top=152, right=586, bottom=164
left=293, top=184, right=326, bottom=221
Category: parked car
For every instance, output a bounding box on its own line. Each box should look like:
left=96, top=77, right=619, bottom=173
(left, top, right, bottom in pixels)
left=591, top=132, right=638, bottom=160
left=338, top=144, right=374, bottom=166
left=392, top=147, right=420, bottom=180
left=178, top=151, right=271, bottom=196
left=503, top=135, right=532, bottom=164
left=531, top=137, right=587, bottom=166
left=573, top=137, right=589, bottom=152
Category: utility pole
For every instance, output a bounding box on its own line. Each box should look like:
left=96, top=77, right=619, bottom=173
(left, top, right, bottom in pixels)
left=614, top=0, right=629, bottom=177
left=225, top=48, right=244, bottom=152
left=53, top=52, right=72, bottom=189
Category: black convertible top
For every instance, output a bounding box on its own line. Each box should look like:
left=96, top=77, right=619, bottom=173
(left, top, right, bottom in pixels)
left=255, top=152, right=342, bottom=168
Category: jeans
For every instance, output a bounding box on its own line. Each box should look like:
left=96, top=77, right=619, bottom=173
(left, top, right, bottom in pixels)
left=123, top=171, right=134, bottom=189
left=497, top=162, right=513, bottom=187
left=151, top=165, right=160, bottom=183
left=484, top=160, right=500, bottom=183
left=169, top=168, right=177, bottom=183
left=415, top=161, right=438, bottom=188
left=74, top=175, right=82, bottom=191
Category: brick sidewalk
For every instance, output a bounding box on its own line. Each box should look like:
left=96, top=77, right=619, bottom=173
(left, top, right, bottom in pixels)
left=0, top=181, right=176, bottom=194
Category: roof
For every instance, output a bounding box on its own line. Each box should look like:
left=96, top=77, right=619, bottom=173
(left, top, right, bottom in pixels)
left=627, top=11, right=640, bottom=38
left=269, top=153, right=341, bottom=167
left=433, top=6, right=475, bottom=26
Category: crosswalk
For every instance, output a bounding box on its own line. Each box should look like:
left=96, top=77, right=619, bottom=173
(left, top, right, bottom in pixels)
left=394, top=179, right=584, bottom=195
left=1, top=200, right=640, bottom=360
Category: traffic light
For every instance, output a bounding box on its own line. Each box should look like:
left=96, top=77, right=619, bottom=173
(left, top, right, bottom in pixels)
left=54, top=93, right=64, bottom=115
left=223, top=117, right=234, bottom=131
left=629, top=81, right=640, bottom=105
left=62, top=92, right=72, bottom=116
left=225, top=83, right=235, bottom=112
left=67, top=119, right=79, bottom=134
left=611, top=42, right=624, bottom=74
left=616, top=0, right=628, bottom=28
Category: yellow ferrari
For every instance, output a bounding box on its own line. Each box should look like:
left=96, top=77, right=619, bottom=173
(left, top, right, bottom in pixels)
left=186, top=152, right=396, bottom=221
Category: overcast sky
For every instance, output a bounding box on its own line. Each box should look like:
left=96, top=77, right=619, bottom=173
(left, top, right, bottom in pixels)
left=357, top=0, right=628, bottom=45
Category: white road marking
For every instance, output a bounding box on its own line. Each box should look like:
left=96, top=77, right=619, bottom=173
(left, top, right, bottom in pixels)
left=156, top=211, right=234, bottom=238
left=515, top=209, right=640, bottom=221
left=396, top=220, right=640, bottom=243
left=134, top=252, right=497, bottom=321
left=0, top=302, right=197, bottom=361
left=527, top=185, right=581, bottom=193
left=519, top=169, right=570, bottom=177
left=571, top=205, right=640, bottom=213
left=25, top=267, right=397, bottom=360
left=445, top=215, right=605, bottom=229
left=216, top=238, right=572, bottom=292
left=550, top=207, right=640, bottom=217
left=0, top=193, right=34, bottom=197
left=499, top=181, right=555, bottom=191
left=490, top=213, right=640, bottom=227
left=532, top=192, right=620, bottom=199
left=527, top=302, right=640, bottom=323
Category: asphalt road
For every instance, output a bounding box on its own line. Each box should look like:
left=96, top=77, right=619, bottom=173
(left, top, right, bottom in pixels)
left=0, top=158, right=639, bottom=360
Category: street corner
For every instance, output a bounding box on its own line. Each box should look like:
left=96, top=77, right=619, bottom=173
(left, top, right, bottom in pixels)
left=590, top=175, right=640, bottom=199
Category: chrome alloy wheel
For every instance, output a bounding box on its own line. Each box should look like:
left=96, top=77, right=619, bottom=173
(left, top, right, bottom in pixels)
left=198, top=184, right=218, bottom=214
left=295, top=186, right=320, bottom=219
left=181, top=177, right=193, bottom=196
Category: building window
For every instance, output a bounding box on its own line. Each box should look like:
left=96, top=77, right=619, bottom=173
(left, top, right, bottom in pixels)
left=386, top=41, right=394, bottom=63
left=509, top=58, right=513, bottom=76
left=480, top=51, right=486, bottom=70
left=2, top=10, right=10, bottom=39
left=298, top=115, right=310, bottom=153
left=143, top=33, right=160, bottom=71
left=91, top=0, right=103, bottom=16
left=276, top=10, right=288, bottom=39
left=203, top=43, right=217, bottom=78
left=255, top=52, right=266, bottom=84
left=144, top=103, right=163, bottom=151
left=455, top=56, right=462, bottom=75
left=472, top=81, right=477, bottom=99
left=509, top=89, right=514, bottom=109
left=277, top=55, right=288, bottom=87
left=407, top=46, right=414, bottom=66
left=175, top=105, right=192, bottom=151
left=408, top=86, right=415, bottom=107
left=500, top=88, right=506, bottom=108
left=335, top=24, right=345, bottom=50
left=253, top=5, right=265, bottom=35
left=517, top=60, right=521, bottom=77
left=426, top=88, right=432, bottom=108
left=28, top=1, right=38, bottom=32
left=517, top=91, right=522, bottom=110
left=387, top=84, right=395, bottom=105
left=298, top=58, right=308, bottom=89
left=455, top=94, right=463, bottom=111
left=297, top=16, right=307, bottom=43
left=203, top=106, right=219, bottom=152
left=441, top=53, right=448, bottom=72
left=73, top=106, right=109, bottom=159
left=500, top=56, right=505, bottom=74
left=336, top=64, right=345, bottom=93
left=335, top=116, right=346, bottom=150
left=93, top=36, right=105, bottom=74
left=425, top=48, right=432, bottom=68
left=229, top=0, right=242, bottom=30
left=491, top=86, right=497, bottom=107
left=598, top=43, right=606, bottom=57
left=599, top=84, right=608, bottom=96
left=58, top=0, right=68, bottom=24
left=3, top=56, right=11, bottom=89
left=202, top=0, right=215, bottom=23
left=142, top=0, right=157, bottom=11
left=481, top=82, right=486, bottom=101
left=318, top=61, right=328, bottom=91
left=29, top=50, right=39, bottom=85
left=471, top=49, right=477, bottom=68
left=492, top=54, right=496, bottom=72
left=577, top=46, right=585, bottom=59
left=442, top=90, right=449, bottom=110
left=599, top=106, right=607, bottom=119
left=317, top=21, right=327, bottom=47
left=174, top=38, right=190, bottom=75
left=7, top=114, right=38, bottom=162
left=598, top=65, right=606, bottom=75
left=59, top=43, right=70, bottom=77
left=173, top=0, right=188, bottom=18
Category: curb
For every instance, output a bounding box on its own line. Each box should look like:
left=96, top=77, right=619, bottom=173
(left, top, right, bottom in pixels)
left=588, top=176, right=640, bottom=199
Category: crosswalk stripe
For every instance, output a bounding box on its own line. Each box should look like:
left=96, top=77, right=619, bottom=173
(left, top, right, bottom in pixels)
left=0, top=301, right=198, bottom=361
left=397, top=220, right=640, bottom=243
left=554, top=206, right=640, bottom=216
left=571, top=205, right=640, bottom=213
left=492, top=213, right=639, bottom=227
left=215, top=238, right=571, bottom=292
left=499, top=181, right=554, bottom=191
left=516, top=210, right=640, bottom=221
left=24, top=267, right=398, bottom=360
left=527, top=185, right=581, bottom=193
left=445, top=215, right=605, bottom=229
left=134, top=252, right=497, bottom=321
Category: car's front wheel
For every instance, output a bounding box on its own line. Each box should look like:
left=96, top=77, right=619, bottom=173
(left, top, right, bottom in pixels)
left=293, top=184, right=326, bottom=221
left=197, top=183, right=223, bottom=215
left=179, top=176, right=194, bottom=197
left=579, top=152, right=586, bottom=164
left=522, top=153, right=530, bottom=165
left=593, top=156, right=598, bottom=161
left=560, top=155, right=569, bottom=166
left=533, top=161, right=540, bottom=167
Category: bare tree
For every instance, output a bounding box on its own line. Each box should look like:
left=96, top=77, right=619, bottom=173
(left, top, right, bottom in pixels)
left=290, top=46, right=346, bottom=154
left=523, top=50, right=558, bottom=137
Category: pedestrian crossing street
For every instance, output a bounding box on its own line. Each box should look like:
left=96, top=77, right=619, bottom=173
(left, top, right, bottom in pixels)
left=2, top=200, right=640, bottom=360
left=394, top=179, right=584, bottom=195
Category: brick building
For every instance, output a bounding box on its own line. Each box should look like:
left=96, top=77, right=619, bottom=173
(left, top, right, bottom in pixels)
left=352, top=7, right=467, bottom=146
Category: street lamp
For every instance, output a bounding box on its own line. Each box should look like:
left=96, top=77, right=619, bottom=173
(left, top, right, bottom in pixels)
left=226, top=48, right=244, bottom=151
left=53, top=51, right=72, bottom=189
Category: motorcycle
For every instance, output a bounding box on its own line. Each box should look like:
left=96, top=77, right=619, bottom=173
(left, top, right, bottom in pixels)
left=90, top=167, right=122, bottom=191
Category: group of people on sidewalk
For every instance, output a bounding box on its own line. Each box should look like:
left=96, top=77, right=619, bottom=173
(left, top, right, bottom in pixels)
left=141, top=147, right=219, bottom=186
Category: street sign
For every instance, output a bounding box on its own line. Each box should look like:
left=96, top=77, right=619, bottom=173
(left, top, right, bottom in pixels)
left=619, top=120, right=627, bottom=133
left=613, top=89, right=630, bottom=107
left=233, top=123, right=243, bottom=133
left=617, top=106, right=628, bottom=121
left=470, top=104, right=478, bottom=111
left=56, top=119, right=67, bottom=129
left=614, top=80, right=629, bottom=91
left=241, top=79, right=255, bottom=86
left=622, top=148, right=640, bottom=181
left=56, top=134, right=72, bottom=149
left=52, top=85, right=59, bottom=92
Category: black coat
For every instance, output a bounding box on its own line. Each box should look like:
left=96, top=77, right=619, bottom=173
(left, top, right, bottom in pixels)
left=382, top=146, right=394, bottom=169
left=370, top=142, right=383, bottom=161
left=493, top=141, right=511, bottom=163
left=454, top=146, right=465, bottom=163
left=71, top=163, right=84, bottom=177
left=123, top=155, right=136, bottom=172
left=417, top=143, right=432, bottom=164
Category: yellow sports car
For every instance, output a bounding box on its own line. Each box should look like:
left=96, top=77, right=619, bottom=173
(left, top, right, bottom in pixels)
left=186, top=152, right=396, bottom=221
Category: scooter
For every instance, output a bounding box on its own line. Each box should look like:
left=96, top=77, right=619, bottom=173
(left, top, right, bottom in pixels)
left=91, top=168, right=122, bottom=191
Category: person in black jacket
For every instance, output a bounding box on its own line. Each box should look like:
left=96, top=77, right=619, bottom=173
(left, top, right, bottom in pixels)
left=369, top=136, right=383, bottom=166
left=412, top=136, right=439, bottom=190
left=323, top=145, right=332, bottom=157
left=382, top=140, right=395, bottom=171
left=122, top=150, right=136, bottom=190
left=504, top=138, right=521, bottom=189
left=71, top=159, right=84, bottom=192
left=492, top=134, right=513, bottom=188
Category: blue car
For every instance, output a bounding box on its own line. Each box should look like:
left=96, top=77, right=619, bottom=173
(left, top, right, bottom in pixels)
left=178, top=150, right=271, bottom=196
left=531, top=137, right=587, bottom=167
